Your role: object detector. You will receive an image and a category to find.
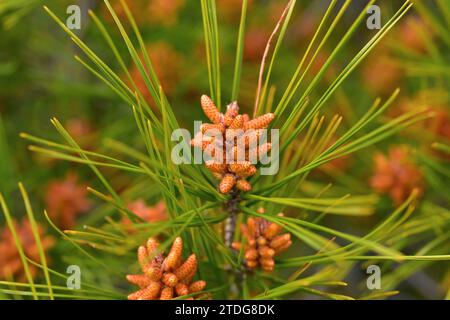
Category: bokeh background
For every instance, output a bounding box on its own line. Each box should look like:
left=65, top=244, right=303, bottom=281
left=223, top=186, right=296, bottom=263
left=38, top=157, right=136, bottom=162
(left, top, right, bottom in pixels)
left=0, top=0, right=448, bottom=299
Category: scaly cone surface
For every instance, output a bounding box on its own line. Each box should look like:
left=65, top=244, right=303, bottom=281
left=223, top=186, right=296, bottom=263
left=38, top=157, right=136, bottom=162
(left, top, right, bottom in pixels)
left=127, top=237, right=206, bottom=300
left=191, top=95, right=275, bottom=194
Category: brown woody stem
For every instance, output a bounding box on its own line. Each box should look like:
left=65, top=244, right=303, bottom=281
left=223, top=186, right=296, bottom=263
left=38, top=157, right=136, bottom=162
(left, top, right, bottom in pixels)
left=224, top=189, right=241, bottom=248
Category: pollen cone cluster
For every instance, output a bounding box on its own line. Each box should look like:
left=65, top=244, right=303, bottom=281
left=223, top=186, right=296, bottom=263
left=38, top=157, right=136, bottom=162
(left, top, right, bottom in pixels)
left=127, top=237, right=206, bottom=300
left=0, top=219, right=55, bottom=281
left=191, top=95, right=275, bottom=194
left=370, top=146, right=423, bottom=205
left=231, top=208, right=292, bottom=272
left=45, top=173, right=90, bottom=229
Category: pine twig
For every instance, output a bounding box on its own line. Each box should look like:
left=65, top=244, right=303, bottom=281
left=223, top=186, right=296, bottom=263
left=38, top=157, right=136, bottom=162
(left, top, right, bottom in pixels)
left=224, top=189, right=241, bottom=248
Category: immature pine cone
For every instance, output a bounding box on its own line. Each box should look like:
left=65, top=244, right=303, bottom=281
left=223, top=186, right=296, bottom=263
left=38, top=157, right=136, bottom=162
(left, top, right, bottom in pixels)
left=0, top=219, right=55, bottom=281
left=127, top=237, right=206, bottom=300
left=232, top=208, right=292, bottom=272
left=191, top=95, right=275, bottom=194
left=370, top=146, right=423, bottom=205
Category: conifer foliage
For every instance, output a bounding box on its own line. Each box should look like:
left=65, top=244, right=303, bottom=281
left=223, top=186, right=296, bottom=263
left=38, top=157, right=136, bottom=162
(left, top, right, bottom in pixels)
left=0, top=0, right=448, bottom=301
